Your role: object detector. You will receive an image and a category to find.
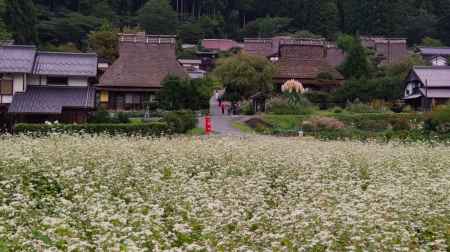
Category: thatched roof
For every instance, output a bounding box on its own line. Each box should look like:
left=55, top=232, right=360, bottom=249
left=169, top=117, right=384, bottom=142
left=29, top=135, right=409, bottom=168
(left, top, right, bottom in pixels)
left=99, top=33, right=187, bottom=89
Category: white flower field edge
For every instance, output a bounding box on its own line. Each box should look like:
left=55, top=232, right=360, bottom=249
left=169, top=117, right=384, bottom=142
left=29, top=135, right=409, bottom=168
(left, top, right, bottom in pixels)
left=0, top=135, right=449, bottom=251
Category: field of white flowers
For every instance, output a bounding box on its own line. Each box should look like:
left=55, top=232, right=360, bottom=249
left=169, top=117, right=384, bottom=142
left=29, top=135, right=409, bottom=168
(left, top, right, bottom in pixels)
left=0, top=135, right=449, bottom=251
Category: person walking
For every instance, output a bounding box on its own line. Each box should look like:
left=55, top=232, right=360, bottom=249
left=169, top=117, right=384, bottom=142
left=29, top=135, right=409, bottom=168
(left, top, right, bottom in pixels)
left=221, top=102, right=225, bottom=115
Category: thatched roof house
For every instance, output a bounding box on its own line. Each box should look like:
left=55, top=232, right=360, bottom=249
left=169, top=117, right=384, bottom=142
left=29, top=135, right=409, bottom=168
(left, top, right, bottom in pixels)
left=98, top=33, right=187, bottom=111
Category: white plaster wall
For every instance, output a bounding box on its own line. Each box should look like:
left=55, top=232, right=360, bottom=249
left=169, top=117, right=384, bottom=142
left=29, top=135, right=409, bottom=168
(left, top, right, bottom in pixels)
left=13, top=74, right=25, bottom=93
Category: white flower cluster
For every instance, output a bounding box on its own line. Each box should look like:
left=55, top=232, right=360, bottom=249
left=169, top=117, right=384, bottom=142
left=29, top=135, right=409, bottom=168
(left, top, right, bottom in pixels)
left=281, top=79, right=305, bottom=94
left=0, top=135, right=449, bottom=251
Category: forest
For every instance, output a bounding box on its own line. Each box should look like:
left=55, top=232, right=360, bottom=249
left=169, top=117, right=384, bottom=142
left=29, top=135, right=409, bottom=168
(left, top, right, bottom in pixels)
left=1, top=0, right=450, bottom=51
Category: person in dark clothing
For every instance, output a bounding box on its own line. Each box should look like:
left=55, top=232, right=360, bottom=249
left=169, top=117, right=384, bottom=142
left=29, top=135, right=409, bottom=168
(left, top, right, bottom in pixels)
left=221, top=103, right=225, bottom=114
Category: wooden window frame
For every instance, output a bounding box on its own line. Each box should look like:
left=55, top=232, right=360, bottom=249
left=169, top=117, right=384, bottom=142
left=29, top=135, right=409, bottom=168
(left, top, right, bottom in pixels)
left=0, top=79, right=13, bottom=95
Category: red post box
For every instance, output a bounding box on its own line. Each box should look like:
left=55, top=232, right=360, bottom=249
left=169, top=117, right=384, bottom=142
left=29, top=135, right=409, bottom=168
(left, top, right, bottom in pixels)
left=205, top=115, right=212, bottom=134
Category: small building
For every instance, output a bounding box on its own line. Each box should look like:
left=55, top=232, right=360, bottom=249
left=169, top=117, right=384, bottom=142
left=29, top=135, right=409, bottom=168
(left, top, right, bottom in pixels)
left=178, top=59, right=206, bottom=79
left=273, top=43, right=344, bottom=92
left=0, top=45, right=97, bottom=124
left=361, top=36, right=409, bottom=65
left=97, top=33, right=188, bottom=111
left=201, top=39, right=242, bottom=52
left=404, top=66, right=450, bottom=110
left=417, top=47, right=450, bottom=66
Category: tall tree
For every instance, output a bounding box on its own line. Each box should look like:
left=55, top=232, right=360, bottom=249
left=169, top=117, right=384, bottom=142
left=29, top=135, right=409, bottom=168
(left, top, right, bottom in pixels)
left=5, top=0, right=38, bottom=44
left=137, top=0, right=177, bottom=34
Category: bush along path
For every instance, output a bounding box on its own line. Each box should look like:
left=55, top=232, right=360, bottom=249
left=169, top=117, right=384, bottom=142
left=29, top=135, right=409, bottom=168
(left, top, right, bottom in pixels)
left=199, top=94, right=248, bottom=136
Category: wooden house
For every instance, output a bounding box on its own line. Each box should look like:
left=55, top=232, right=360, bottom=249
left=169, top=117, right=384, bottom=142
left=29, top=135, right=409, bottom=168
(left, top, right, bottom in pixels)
left=404, top=66, right=450, bottom=111
left=0, top=45, right=97, bottom=124
left=97, top=33, right=188, bottom=111
left=417, top=47, right=450, bottom=66
left=361, top=36, right=409, bottom=65
left=273, top=40, right=344, bottom=92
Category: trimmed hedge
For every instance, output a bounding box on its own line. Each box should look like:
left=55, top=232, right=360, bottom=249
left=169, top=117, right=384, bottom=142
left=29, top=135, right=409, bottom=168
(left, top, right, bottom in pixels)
left=14, top=123, right=169, bottom=136
left=163, top=110, right=197, bottom=134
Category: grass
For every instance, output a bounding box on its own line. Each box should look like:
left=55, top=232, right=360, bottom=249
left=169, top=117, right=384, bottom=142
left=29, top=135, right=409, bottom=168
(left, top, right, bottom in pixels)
left=232, top=122, right=255, bottom=134
left=186, top=127, right=205, bottom=135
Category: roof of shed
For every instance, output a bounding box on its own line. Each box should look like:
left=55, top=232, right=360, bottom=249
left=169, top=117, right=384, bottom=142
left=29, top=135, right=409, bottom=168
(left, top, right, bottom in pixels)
left=8, top=86, right=95, bottom=114
left=0, top=45, right=37, bottom=73
left=33, top=52, right=98, bottom=77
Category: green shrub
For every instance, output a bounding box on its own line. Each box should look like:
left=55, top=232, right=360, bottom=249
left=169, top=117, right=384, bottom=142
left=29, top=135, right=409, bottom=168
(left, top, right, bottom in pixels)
left=163, top=110, right=197, bottom=134
left=266, top=97, right=314, bottom=115
left=89, top=108, right=111, bottom=123
left=346, top=100, right=375, bottom=113
left=425, top=105, right=450, bottom=133
left=14, top=123, right=169, bottom=136
left=304, top=91, right=331, bottom=110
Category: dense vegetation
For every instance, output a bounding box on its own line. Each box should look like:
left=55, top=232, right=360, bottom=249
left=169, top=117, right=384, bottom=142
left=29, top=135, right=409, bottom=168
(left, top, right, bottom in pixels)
left=2, top=0, right=450, bottom=50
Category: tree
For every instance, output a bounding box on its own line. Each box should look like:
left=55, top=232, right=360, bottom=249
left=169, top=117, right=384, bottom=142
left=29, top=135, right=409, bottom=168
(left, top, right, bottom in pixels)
left=4, top=0, right=38, bottom=44
left=137, top=0, right=177, bottom=34
left=420, top=37, right=445, bottom=47
left=88, top=21, right=119, bottom=62
left=159, top=76, right=215, bottom=110
left=213, top=53, right=276, bottom=102
left=241, top=16, right=292, bottom=38
left=338, top=35, right=372, bottom=79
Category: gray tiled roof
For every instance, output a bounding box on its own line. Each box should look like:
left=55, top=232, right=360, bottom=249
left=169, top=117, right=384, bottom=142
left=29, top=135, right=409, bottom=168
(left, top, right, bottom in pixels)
left=33, top=52, right=98, bottom=77
left=8, top=86, right=95, bottom=114
left=413, top=66, right=450, bottom=87
left=418, top=47, right=450, bottom=56
left=0, top=45, right=37, bottom=73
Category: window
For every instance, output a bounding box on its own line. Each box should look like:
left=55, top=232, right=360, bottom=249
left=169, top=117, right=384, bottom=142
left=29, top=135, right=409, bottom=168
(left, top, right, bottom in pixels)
left=0, top=79, right=13, bottom=95
left=100, top=91, right=109, bottom=103
left=47, top=76, right=68, bottom=85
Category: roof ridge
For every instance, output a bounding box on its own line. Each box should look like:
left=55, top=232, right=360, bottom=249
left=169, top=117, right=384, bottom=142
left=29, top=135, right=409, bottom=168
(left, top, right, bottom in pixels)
left=37, top=51, right=97, bottom=56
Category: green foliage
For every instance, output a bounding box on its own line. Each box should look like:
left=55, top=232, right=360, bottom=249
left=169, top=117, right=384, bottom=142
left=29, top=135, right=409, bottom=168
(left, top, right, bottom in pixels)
left=159, top=76, right=215, bottom=111
left=137, top=0, right=177, bottom=35
left=41, top=42, right=81, bottom=53
left=338, top=35, right=372, bottom=79
left=420, top=37, right=444, bottom=47
left=5, top=0, right=38, bottom=44
left=425, top=104, right=450, bottom=133
left=334, top=76, right=404, bottom=103
left=37, top=13, right=101, bottom=49
left=14, top=123, right=169, bottom=136
left=304, top=91, right=332, bottom=109
left=266, top=97, right=314, bottom=115
left=241, top=16, right=292, bottom=37
left=163, top=110, right=197, bottom=134
left=214, top=53, right=275, bottom=102
left=88, top=22, right=119, bottom=62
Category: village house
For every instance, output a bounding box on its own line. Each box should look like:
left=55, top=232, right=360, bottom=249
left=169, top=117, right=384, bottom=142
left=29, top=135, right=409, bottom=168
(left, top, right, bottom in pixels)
left=243, top=37, right=346, bottom=67
left=178, top=59, right=206, bottom=79
left=98, top=33, right=188, bottom=111
left=417, top=47, right=450, bottom=66
left=201, top=39, right=242, bottom=52
left=404, top=66, right=450, bottom=110
left=0, top=45, right=97, bottom=124
left=361, top=36, right=409, bottom=65
left=273, top=40, right=344, bottom=92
